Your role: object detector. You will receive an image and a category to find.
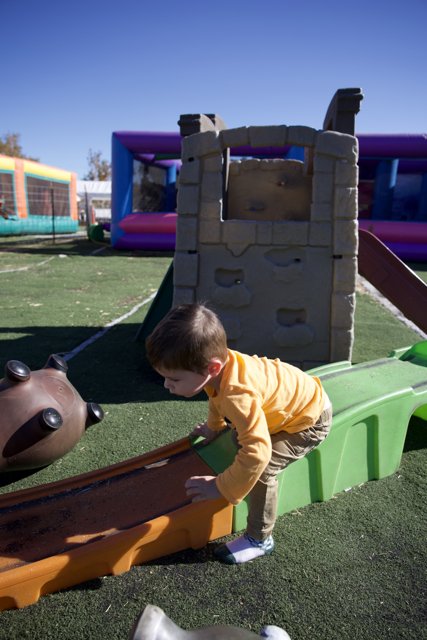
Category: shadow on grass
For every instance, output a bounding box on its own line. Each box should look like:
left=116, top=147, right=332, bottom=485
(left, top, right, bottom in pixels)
left=68, top=547, right=216, bottom=596
left=0, top=235, right=103, bottom=256
left=0, top=323, right=206, bottom=407
left=62, top=543, right=219, bottom=598
left=0, top=325, right=109, bottom=370
left=145, top=542, right=222, bottom=566
left=0, top=466, right=45, bottom=489
left=0, top=237, right=173, bottom=259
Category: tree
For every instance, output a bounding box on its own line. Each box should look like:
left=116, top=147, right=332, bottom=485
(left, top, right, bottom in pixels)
left=0, top=133, right=39, bottom=161
left=84, top=149, right=111, bottom=181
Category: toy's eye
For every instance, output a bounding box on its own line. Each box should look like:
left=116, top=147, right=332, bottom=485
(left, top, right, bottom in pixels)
left=5, top=360, right=31, bottom=383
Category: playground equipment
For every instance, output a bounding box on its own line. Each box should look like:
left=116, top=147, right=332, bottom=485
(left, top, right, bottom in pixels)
left=0, top=354, right=104, bottom=472
left=0, top=340, right=426, bottom=610
left=171, top=111, right=360, bottom=368
left=129, top=604, right=291, bottom=640
left=136, top=227, right=427, bottom=356
left=358, top=134, right=427, bottom=261
left=358, top=229, right=427, bottom=335
left=129, top=96, right=427, bottom=375
left=0, top=156, right=78, bottom=235
left=111, top=131, right=179, bottom=250
left=132, top=98, right=426, bottom=374
left=0, top=89, right=424, bottom=611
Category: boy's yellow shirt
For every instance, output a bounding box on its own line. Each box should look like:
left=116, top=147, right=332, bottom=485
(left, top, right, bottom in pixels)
left=204, top=349, right=326, bottom=505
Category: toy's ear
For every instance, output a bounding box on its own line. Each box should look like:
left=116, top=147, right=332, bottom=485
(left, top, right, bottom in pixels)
left=207, top=358, right=224, bottom=377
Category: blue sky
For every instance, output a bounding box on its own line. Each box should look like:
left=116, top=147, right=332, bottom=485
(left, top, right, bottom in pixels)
left=2, top=0, right=426, bottom=178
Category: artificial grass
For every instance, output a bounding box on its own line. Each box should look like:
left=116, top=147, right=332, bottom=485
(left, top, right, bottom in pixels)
left=0, top=236, right=425, bottom=640
left=0, top=235, right=172, bottom=368
left=352, top=291, right=423, bottom=363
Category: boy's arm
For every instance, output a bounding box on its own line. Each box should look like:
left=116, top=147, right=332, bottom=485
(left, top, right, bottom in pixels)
left=189, top=397, right=228, bottom=441
left=206, top=400, right=228, bottom=431
left=214, top=393, right=272, bottom=505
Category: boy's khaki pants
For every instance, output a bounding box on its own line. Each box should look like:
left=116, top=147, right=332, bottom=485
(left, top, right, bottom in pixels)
left=246, top=404, right=333, bottom=541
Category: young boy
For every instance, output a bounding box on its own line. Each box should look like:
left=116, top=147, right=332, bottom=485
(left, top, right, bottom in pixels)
left=145, top=303, right=332, bottom=565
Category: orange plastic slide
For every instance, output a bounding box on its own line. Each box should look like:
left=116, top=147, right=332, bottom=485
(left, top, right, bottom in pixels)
left=0, top=438, right=232, bottom=610
left=358, top=229, right=427, bottom=335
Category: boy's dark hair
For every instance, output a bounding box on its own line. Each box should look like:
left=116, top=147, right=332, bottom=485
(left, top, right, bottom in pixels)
left=145, top=303, right=228, bottom=373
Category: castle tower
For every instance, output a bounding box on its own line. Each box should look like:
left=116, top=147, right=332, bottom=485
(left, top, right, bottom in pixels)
left=173, top=109, right=360, bottom=368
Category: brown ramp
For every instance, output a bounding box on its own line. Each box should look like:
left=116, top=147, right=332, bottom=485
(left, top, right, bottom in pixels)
left=358, top=229, right=427, bottom=335
left=0, top=438, right=232, bottom=610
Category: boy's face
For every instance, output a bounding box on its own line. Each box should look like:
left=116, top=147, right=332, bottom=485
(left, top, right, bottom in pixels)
left=155, top=367, right=211, bottom=398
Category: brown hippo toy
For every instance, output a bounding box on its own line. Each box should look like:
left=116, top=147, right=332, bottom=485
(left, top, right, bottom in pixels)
left=0, top=354, right=104, bottom=472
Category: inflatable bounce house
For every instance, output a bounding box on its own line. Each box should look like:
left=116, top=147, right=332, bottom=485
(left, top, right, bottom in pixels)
left=110, top=132, right=179, bottom=250
left=111, top=90, right=427, bottom=261
left=358, top=135, right=427, bottom=261
left=0, top=156, right=78, bottom=235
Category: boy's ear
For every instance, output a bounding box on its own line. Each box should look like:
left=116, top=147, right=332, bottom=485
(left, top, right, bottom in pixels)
left=207, top=358, right=224, bottom=376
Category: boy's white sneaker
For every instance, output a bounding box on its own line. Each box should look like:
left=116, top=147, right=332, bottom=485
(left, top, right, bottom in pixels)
left=214, top=533, right=274, bottom=564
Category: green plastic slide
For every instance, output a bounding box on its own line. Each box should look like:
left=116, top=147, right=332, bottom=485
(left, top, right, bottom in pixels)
left=194, top=341, right=427, bottom=532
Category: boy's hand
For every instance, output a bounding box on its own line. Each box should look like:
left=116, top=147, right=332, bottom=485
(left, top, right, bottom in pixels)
left=189, top=421, right=218, bottom=442
left=185, top=475, right=221, bottom=502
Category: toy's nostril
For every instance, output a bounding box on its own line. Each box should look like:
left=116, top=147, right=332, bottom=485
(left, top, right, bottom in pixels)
left=39, top=408, right=63, bottom=431
left=5, top=360, right=31, bottom=382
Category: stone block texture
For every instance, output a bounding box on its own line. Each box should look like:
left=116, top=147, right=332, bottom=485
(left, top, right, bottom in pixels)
left=173, top=120, right=359, bottom=366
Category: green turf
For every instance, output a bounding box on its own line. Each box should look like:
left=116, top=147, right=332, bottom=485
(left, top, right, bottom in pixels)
left=352, top=291, right=423, bottom=363
left=0, top=236, right=425, bottom=640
